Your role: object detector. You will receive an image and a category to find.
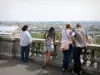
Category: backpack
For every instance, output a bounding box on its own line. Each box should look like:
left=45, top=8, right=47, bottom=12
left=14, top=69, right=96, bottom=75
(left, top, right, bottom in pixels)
left=44, top=37, right=53, bottom=46
left=74, top=29, right=87, bottom=47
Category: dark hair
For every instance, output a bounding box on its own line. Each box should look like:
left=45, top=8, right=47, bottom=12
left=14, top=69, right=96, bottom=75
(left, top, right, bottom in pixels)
left=47, top=27, right=55, bottom=39
left=22, top=25, right=28, bottom=31
left=76, top=23, right=81, bottom=28
left=48, top=27, right=55, bottom=33
left=66, top=23, right=71, bottom=28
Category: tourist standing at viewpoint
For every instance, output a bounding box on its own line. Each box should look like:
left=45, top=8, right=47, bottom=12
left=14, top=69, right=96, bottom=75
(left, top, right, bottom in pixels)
left=72, top=24, right=89, bottom=75
left=20, top=25, right=32, bottom=62
left=60, top=23, right=73, bottom=72
left=43, top=27, right=56, bottom=68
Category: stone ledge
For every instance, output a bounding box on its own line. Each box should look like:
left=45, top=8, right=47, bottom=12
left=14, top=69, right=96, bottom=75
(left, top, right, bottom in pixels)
left=0, top=37, right=16, bottom=41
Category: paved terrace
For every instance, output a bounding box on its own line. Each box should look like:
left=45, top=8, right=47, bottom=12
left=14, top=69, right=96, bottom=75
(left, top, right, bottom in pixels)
left=0, top=59, right=76, bottom=75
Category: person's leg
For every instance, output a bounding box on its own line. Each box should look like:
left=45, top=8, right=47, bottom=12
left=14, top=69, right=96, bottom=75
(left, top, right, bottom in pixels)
left=43, top=51, right=48, bottom=64
left=43, top=46, right=48, bottom=65
left=46, top=45, right=54, bottom=65
left=21, top=46, right=25, bottom=62
left=62, top=44, right=72, bottom=70
left=47, top=51, right=52, bottom=65
left=62, top=50, right=69, bottom=70
left=25, top=45, right=30, bottom=62
left=68, top=44, right=73, bottom=63
left=73, top=47, right=82, bottom=74
left=73, top=47, right=78, bottom=73
left=78, top=48, right=82, bottom=72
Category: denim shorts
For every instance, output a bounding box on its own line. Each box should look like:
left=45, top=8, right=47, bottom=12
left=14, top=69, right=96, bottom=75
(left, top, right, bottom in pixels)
left=44, top=45, right=54, bottom=52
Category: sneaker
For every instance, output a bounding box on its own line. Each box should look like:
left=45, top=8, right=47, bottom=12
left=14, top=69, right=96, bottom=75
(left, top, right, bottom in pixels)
left=80, top=71, right=83, bottom=75
left=62, top=68, right=70, bottom=72
left=72, top=71, right=81, bottom=75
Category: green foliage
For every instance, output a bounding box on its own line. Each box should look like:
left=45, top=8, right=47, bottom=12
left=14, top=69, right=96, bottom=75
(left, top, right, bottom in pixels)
left=31, top=32, right=61, bottom=40
left=56, top=32, right=60, bottom=40
left=31, top=32, right=45, bottom=39
left=95, top=40, right=100, bottom=45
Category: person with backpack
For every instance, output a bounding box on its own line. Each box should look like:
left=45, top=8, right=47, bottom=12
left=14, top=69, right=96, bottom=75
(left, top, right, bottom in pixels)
left=72, top=24, right=89, bottom=75
left=43, top=27, right=56, bottom=68
left=60, top=23, right=73, bottom=72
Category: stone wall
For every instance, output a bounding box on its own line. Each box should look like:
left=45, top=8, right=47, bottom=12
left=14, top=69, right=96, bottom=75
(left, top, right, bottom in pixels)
left=0, top=38, right=15, bottom=58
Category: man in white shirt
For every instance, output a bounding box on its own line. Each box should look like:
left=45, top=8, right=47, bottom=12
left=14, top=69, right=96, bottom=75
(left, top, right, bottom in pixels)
left=20, top=25, right=32, bottom=62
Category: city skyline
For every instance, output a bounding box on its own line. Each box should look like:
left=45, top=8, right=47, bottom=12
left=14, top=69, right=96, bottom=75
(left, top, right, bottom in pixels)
left=0, top=0, right=100, bottom=21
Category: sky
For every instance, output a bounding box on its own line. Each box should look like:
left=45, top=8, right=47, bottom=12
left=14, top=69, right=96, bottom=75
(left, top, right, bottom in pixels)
left=0, top=0, right=100, bottom=21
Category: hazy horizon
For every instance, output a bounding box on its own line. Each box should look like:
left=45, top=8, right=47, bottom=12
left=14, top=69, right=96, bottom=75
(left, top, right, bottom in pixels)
left=0, top=20, right=100, bottom=22
left=0, top=0, right=100, bottom=21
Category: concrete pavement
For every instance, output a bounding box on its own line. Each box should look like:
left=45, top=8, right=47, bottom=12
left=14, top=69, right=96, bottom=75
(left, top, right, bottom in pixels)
left=0, top=59, right=75, bottom=75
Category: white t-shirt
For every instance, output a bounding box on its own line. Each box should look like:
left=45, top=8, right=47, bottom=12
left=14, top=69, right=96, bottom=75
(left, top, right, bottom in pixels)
left=20, top=31, right=32, bottom=46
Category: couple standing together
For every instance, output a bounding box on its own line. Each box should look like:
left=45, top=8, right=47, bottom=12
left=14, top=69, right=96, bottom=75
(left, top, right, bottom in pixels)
left=43, top=23, right=89, bottom=75
left=60, top=23, right=89, bottom=75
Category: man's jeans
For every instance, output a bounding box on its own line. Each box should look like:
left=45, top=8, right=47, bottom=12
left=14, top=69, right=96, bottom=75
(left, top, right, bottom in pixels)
left=21, top=44, right=30, bottom=62
left=73, top=47, right=82, bottom=73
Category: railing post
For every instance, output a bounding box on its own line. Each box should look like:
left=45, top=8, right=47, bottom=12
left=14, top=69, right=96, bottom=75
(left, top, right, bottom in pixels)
left=37, top=43, right=41, bottom=55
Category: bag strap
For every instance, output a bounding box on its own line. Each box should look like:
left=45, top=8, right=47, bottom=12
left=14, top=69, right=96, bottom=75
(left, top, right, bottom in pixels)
left=76, top=29, right=85, bottom=40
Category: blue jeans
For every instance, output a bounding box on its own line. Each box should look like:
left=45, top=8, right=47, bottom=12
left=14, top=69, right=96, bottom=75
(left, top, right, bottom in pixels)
left=21, top=44, right=30, bottom=62
left=73, top=47, right=82, bottom=73
left=62, top=44, right=72, bottom=70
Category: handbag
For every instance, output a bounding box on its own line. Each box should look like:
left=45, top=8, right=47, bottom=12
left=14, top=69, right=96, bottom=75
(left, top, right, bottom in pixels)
left=60, top=30, right=71, bottom=50
left=60, top=40, right=69, bottom=50
left=44, top=37, right=53, bottom=46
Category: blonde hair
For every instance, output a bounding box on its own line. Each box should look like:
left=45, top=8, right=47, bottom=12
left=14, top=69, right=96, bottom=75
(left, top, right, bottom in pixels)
left=66, top=23, right=71, bottom=28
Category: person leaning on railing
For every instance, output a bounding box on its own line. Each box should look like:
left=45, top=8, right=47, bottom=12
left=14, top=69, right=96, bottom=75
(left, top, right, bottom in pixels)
left=43, top=27, right=56, bottom=68
left=20, top=25, right=32, bottom=62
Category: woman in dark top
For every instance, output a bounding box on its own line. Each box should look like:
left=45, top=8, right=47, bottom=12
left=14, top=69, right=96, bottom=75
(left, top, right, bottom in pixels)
left=43, top=27, right=56, bottom=68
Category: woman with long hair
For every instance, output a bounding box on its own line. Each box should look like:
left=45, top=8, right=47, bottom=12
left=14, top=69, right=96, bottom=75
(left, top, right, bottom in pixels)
left=43, top=27, right=56, bottom=68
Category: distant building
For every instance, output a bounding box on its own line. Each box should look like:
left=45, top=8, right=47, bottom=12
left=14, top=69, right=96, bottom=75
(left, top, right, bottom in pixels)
left=0, top=26, right=20, bottom=38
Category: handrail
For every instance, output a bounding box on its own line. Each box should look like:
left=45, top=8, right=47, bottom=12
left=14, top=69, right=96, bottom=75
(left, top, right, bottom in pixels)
left=0, top=37, right=100, bottom=49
